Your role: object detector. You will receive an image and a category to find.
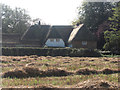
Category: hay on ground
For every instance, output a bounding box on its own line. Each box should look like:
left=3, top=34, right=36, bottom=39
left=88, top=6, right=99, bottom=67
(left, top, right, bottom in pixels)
left=2, top=67, right=119, bottom=78
left=75, top=68, right=120, bottom=75
left=2, top=67, right=73, bottom=78
left=76, top=68, right=98, bottom=75
left=75, top=78, right=118, bottom=89
left=100, top=68, right=119, bottom=74
left=23, top=67, right=44, bottom=77
left=2, top=69, right=27, bottom=78
left=44, top=68, right=73, bottom=76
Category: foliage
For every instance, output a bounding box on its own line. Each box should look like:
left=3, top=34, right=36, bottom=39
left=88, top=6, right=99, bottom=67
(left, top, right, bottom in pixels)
left=73, top=2, right=116, bottom=32
left=2, top=4, right=31, bottom=34
left=96, top=21, right=110, bottom=49
left=104, top=2, right=120, bottom=54
left=73, top=2, right=116, bottom=50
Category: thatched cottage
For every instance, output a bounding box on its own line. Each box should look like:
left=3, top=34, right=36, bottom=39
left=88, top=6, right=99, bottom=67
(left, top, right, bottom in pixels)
left=2, top=23, right=97, bottom=49
left=21, top=24, right=73, bottom=47
left=68, top=24, right=97, bottom=49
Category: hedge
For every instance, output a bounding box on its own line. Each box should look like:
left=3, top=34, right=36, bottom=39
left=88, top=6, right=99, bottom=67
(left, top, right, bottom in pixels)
left=2, top=47, right=101, bottom=57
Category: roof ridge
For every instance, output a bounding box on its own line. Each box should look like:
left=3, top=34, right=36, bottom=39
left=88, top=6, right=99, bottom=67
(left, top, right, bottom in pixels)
left=44, top=26, right=53, bottom=43
left=68, top=24, right=84, bottom=43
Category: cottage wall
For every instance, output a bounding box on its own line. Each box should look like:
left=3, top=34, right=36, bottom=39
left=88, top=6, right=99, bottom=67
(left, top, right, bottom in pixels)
left=45, top=38, right=65, bottom=47
left=71, top=41, right=97, bottom=49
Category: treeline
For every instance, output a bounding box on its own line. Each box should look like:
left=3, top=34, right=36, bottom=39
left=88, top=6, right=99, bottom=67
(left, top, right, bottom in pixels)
left=1, top=4, right=45, bottom=35
left=73, top=2, right=120, bottom=54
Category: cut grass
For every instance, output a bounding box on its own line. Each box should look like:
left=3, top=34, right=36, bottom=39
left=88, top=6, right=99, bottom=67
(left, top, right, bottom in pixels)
left=2, top=73, right=119, bottom=87
left=1, top=56, right=119, bottom=88
left=2, top=67, right=119, bottom=78
left=2, top=67, right=15, bottom=73
left=2, top=67, right=73, bottom=78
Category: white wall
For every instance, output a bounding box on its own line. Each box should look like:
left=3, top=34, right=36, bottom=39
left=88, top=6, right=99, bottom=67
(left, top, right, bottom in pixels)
left=45, top=38, right=65, bottom=47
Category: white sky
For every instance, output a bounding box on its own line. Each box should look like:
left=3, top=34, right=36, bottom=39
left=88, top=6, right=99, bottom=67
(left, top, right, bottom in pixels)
left=1, top=0, right=83, bottom=25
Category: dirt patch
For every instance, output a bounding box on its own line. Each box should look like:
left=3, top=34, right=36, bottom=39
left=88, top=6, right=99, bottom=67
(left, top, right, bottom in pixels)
left=75, top=78, right=118, bottom=89
left=2, top=67, right=73, bottom=78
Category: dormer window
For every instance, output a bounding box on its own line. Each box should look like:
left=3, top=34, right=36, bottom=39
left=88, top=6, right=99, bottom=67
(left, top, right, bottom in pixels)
left=56, top=39, right=60, bottom=42
left=50, top=39, right=54, bottom=42
left=82, top=41, right=87, bottom=45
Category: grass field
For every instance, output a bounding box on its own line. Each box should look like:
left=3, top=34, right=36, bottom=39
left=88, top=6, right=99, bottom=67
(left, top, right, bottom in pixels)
left=1, top=55, right=120, bottom=88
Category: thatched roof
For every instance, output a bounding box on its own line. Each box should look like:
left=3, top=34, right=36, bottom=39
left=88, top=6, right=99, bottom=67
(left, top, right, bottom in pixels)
left=21, top=24, right=74, bottom=46
left=2, top=33, right=20, bottom=43
left=68, top=24, right=97, bottom=43
left=47, top=26, right=62, bottom=39
left=21, top=24, right=50, bottom=45
left=54, top=26, right=73, bottom=44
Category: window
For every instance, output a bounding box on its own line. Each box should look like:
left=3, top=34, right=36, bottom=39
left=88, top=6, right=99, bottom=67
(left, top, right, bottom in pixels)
left=50, top=39, right=54, bottom=42
left=56, top=39, right=60, bottom=42
left=82, top=41, right=87, bottom=45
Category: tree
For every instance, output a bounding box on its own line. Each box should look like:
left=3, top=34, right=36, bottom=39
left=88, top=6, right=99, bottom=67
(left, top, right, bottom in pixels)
left=73, top=2, right=116, bottom=33
left=2, top=4, right=31, bottom=35
left=104, top=2, right=120, bottom=54
left=72, top=2, right=116, bottom=49
left=96, top=21, right=110, bottom=49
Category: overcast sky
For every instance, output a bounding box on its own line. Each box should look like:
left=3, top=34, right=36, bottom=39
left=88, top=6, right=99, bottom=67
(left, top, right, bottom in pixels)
left=1, top=0, right=83, bottom=25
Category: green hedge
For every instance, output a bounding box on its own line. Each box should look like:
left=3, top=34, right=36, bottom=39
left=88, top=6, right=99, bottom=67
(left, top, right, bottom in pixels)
left=2, top=47, right=101, bottom=57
